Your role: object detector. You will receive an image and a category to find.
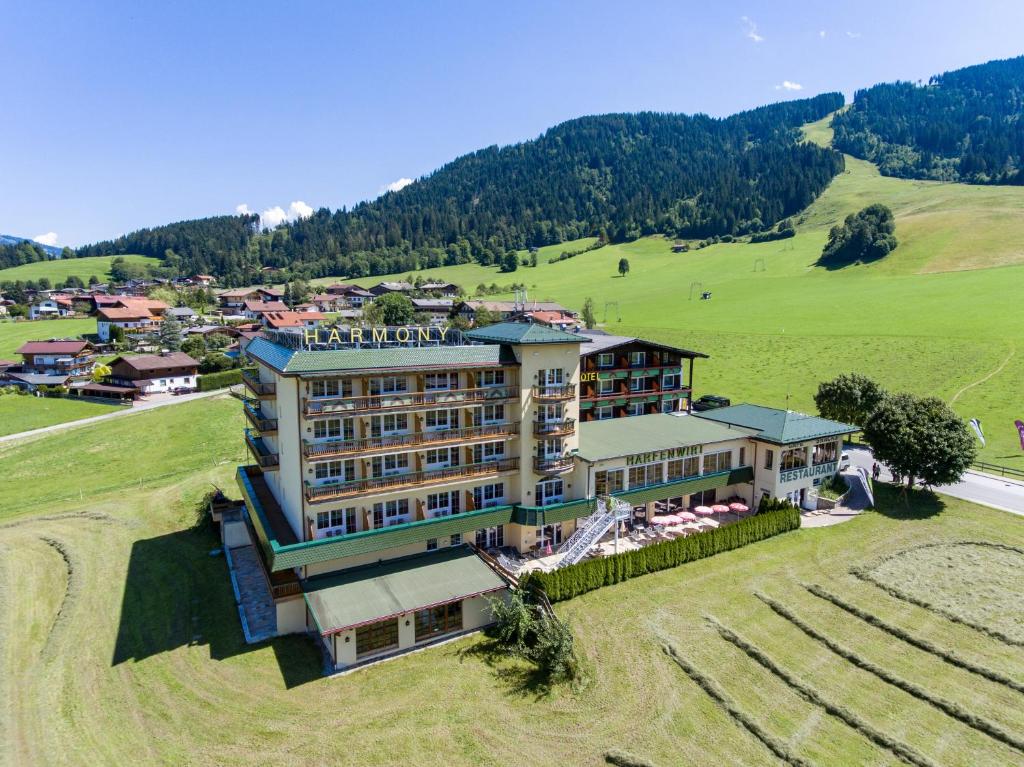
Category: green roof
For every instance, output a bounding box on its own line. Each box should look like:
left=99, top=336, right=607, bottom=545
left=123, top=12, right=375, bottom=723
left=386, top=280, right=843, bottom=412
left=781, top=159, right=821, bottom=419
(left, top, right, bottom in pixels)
left=246, top=336, right=514, bottom=375
left=303, top=546, right=506, bottom=634
left=464, top=322, right=584, bottom=345
left=576, top=413, right=757, bottom=462
left=693, top=404, right=857, bottom=445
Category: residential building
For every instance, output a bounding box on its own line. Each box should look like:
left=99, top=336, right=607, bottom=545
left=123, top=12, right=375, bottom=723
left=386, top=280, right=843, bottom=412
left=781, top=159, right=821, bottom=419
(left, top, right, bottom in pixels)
left=577, top=331, right=707, bottom=420
left=419, top=281, right=461, bottom=298
left=261, top=310, right=326, bottom=330
left=233, top=321, right=855, bottom=670
left=108, top=351, right=199, bottom=394
left=29, top=295, right=75, bottom=319
left=96, top=298, right=169, bottom=342
left=243, top=299, right=289, bottom=320
left=410, top=298, right=454, bottom=324
left=15, top=339, right=95, bottom=379
left=368, top=281, right=415, bottom=296
left=323, top=284, right=375, bottom=308
left=522, top=309, right=582, bottom=332
left=454, top=300, right=574, bottom=324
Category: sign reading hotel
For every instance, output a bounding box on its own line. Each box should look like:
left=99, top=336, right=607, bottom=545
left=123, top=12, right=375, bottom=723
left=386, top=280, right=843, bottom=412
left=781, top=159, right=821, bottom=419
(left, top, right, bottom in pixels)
left=625, top=445, right=701, bottom=466
left=779, top=461, right=837, bottom=483
left=268, top=326, right=462, bottom=350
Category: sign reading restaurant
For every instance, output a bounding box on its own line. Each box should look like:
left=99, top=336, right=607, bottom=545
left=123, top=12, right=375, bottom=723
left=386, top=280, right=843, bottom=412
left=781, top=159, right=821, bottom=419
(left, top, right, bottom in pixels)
left=779, top=461, right=837, bottom=483
left=625, top=445, right=702, bottom=466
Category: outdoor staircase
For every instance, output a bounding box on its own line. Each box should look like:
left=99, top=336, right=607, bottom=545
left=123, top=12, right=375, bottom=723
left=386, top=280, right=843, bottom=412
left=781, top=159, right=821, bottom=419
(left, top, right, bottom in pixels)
left=556, top=496, right=632, bottom=567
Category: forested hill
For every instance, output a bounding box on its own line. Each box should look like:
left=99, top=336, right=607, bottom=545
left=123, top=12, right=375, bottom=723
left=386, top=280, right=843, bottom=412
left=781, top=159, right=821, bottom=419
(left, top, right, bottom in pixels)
left=832, top=55, right=1024, bottom=184
left=75, top=93, right=844, bottom=284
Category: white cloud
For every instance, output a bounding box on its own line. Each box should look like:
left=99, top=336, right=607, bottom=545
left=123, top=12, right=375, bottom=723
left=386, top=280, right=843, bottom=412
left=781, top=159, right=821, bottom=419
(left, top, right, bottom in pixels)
left=33, top=232, right=59, bottom=246
left=775, top=80, right=804, bottom=91
left=740, top=16, right=764, bottom=43
left=260, top=206, right=288, bottom=228
left=381, top=177, right=414, bottom=194
left=235, top=203, right=253, bottom=215
left=288, top=200, right=313, bottom=220
left=846, top=30, right=861, bottom=38
left=819, top=30, right=827, bottom=38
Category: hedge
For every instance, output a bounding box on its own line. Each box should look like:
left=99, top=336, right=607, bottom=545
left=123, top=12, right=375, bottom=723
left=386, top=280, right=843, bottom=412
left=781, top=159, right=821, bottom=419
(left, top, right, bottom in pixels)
left=198, top=368, right=242, bottom=391
left=523, top=504, right=800, bottom=603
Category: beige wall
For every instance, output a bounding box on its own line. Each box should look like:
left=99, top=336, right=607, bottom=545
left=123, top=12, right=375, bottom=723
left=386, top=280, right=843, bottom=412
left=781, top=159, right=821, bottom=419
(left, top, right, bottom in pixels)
left=276, top=595, right=306, bottom=634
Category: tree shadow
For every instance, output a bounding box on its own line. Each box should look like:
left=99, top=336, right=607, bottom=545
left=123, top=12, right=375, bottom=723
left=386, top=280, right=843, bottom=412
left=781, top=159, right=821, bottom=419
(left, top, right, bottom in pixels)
left=454, top=637, right=555, bottom=700
left=111, top=519, right=321, bottom=688
left=870, top=482, right=945, bottom=520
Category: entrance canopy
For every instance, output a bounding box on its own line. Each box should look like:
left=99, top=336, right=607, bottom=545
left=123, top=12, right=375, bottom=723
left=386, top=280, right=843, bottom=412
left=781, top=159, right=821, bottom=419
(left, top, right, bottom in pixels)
left=304, top=546, right=506, bottom=636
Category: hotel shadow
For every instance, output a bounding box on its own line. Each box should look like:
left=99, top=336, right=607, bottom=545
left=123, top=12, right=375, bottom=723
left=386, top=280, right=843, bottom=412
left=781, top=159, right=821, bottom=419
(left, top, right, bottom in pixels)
left=111, top=518, right=321, bottom=688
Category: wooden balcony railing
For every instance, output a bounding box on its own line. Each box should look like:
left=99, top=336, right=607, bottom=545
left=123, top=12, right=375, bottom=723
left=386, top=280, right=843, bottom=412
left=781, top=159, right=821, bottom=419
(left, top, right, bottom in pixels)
left=531, top=384, right=575, bottom=401
left=242, top=369, right=276, bottom=397
left=304, top=457, right=519, bottom=502
left=533, top=455, right=575, bottom=474
left=303, top=385, right=517, bottom=417
left=532, top=418, right=576, bottom=437
left=303, top=422, right=520, bottom=460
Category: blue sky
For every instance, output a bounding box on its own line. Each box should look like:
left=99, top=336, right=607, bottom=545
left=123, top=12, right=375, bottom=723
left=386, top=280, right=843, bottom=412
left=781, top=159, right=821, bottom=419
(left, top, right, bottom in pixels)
left=2, top=0, right=1022, bottom=247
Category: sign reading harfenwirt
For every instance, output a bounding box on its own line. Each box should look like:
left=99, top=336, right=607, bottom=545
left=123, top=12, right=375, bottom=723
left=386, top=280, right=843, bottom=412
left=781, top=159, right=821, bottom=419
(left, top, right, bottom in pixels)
left=779, top=461, right=837, bottom=483
left=625, top=445, right=701, bottom=466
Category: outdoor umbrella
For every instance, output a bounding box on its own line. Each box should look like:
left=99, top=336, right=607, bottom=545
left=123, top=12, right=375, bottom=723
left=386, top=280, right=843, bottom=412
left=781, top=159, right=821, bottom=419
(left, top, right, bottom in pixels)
left=650, top=515, right=673, bottom=525
left=694, top=505, right=714, bottom=516
left=679, top=511, right=698, bottom=522
left=711, top=504, right=730, bottom=514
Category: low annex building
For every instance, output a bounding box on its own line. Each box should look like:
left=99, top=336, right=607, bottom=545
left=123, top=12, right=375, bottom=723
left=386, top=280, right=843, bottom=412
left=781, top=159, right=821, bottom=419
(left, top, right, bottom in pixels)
left=108, top=351, right=199, bottom=394
left=233, top=322, right=855, bottom=670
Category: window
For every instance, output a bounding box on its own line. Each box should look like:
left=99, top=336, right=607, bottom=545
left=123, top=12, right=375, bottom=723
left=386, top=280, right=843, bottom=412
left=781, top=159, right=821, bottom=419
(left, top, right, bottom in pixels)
left=427, top=491, right=461, bottom=516
left=536, top=523, right=563, bottom=548
left=477, top=404, right=505, bottom=425
left=628, top=463, right=661, bottom=489
left=630, top=351, right=646, bottom=367
left=627, top=402, right=644, bottom=416
left=596, top=405, right=613, bottom=420
left=480, top=369, right=505, bottom=387
left=314, top=460, right=355, bottom=482
left=662, top=373, right=679, bottom=390
left=539, top=368, right=563, bottom=387
left=369, top=376, right=408, bottom=395
left=739, top=447, right=746, bottom=466
left=538, top=403, right=563, bottom=422
left=473, top=483, right=505, bottom=508
left=425, top=409, right=457, bottom=431
left=315, top=507, right=356, bottom=536
left=598, top=353, right=614, bottom=369
left=661, top=399, right=677, bottom=414
left=313, top=418, right=353, bottom=440
left=372, top=499, right=409, bottom=527
left=371, top=413, right=409, bottom=436
left=692, top=488, right=717, bottom=506
left=598, top=378, right=615, bottom=396
left=311, top=379, right=348, bottom=398
left=475, top=525, right=504, bottom=549
left=425, top=372, right=457, bottom=391
left=356, top=618, right=399, bottom=658
left=629, top=377, right=643, bottom=392
left=425, top=448, right=458, bottom=468
left=473, top=441, right=505, bottom=463
left=535, top=479, right=563, bottom=506
left=595, top=469, right=624, bottom=495
left=450, top=533, right=462, bottom=546
left=667, top=459, right=683, bottom=481
left=415, top=600, right=463, bottom=641
left=371, top=453, right=409, bottom=477
left=538, top=438, right=561, bottom=458
left=812, top=441, right=837, bottom=465
left=764, top=449, right=774, bottom=470
left=703, top=451, right=732, bottom=474
left=426, top=538, right=438, bottom=551
left=780, top=447, right=807, bottom=472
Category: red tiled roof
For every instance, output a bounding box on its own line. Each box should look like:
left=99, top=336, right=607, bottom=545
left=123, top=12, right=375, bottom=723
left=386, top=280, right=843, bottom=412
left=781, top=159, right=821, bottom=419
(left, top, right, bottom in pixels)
left=263, top=311, right=325, bottom=328
left=17, top=340, right=91, bottom=355
left=244, top=300, right=288, bottom=312
left=98, top=307, right=157, bottom=321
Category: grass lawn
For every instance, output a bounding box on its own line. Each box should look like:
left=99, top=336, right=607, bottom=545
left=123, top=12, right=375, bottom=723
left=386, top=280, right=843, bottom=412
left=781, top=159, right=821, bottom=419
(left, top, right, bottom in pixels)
left=1, top=399, right=1023, bottom=766
left=0, top=394, right=122, bottom=437
left=0, top=317, right=96, bottom=360
left=0, top=254, right=158, bottom=284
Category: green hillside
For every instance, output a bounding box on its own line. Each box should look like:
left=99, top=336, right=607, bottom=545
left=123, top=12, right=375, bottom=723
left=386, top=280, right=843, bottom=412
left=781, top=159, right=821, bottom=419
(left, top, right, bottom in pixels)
left=0, top=318, right=97, bottom=360
left=345, top=118, right=1024, bottom=464
left=0, top=254, right=158, bottom=284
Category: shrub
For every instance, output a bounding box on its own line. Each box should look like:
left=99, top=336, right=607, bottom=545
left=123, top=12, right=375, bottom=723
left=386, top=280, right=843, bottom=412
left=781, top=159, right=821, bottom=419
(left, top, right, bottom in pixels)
left=198, top=369, right=242, bottom=391
left=524, top=505, right=799, bottom=602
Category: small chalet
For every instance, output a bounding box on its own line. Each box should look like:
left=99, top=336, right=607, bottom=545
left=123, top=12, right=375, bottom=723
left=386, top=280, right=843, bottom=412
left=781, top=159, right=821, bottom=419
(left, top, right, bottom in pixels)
left=323, top=283, right=375, bottom=308
left=261, top=310, right=325, bottom=330
left=108, top=351, right=200, bottom=394
left=242, top=299, right=289, bottom=320
left=368, top=281, right=415, bottom=296
left=15, top=339, right=95, bottom=380
left=418, top=281, right=460, bottom=298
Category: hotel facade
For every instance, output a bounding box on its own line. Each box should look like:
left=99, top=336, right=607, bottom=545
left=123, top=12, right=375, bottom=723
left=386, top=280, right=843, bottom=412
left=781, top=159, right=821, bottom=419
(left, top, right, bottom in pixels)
left=234, top=323, right=855, bottom=670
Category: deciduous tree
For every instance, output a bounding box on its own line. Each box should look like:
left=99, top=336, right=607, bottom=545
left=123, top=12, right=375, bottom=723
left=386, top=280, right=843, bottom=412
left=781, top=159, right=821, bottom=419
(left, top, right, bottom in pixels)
left=813, top=373, right=887, bottom=427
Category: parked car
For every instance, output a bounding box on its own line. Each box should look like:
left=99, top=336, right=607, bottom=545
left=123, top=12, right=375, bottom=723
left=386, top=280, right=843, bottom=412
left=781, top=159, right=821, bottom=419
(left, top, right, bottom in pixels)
left=839, top=452, right=851, bottom=471
left=692, top=394, right=731, bottom=412
left=170, top=386, right=192, bottom=396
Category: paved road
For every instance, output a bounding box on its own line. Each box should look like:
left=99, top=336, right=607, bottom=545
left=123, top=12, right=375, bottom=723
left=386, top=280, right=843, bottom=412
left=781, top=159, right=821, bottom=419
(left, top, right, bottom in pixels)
left=0, top=386, right=240, bottom=445
left=845, top=445, right=1024, bottom=516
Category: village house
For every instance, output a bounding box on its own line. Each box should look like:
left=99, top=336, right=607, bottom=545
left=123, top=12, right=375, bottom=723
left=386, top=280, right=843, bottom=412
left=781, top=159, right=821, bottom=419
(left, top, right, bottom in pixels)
left=107, top=351, right=200, bottom=395
left=454, top=299, right=575, bottom=324
left=96, top=298, right=168, bottom=342
left=418, top=281, right=461, bottom=298
left=15, top=339, right=96, bottom=380
left=323, top=283, right=375, bottom=308
left=29, top=295, right=75, bottom=319
left=243, top=299, right=289, bottom=320
left=520, top=309, right=582, bottom=332
left=217, top=287, right=284, bottom=311
left=261, top=310, right=326, bottom=331
left=368, top=281, right=415, bottom=297
left=410, top=298, right=454, bottom=324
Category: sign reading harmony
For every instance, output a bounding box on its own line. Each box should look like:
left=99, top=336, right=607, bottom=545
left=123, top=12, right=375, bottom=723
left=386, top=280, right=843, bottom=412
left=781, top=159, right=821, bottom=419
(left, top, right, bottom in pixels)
left=779, top=461, right=837, bottom=484
left=625, top=445, right=702, bottom=466
left=291, top=325, right=459, bottom=350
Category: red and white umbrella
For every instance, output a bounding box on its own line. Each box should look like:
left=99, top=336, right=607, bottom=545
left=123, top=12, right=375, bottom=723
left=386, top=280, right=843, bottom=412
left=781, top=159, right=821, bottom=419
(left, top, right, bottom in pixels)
left=694, top=506, right=714, bottom=517
left=711, top=504, right=730, bottom=514
left=679, top=511, right=698, bottom=522
left=651, top=515, right=674, bottom=525
left=729, top=503, right=749, bottom=513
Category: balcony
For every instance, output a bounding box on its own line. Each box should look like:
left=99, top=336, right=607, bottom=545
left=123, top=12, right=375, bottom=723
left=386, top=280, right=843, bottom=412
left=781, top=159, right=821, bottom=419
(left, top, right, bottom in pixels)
left=532, top=418, right=576, bottom=437
left=303, top=385, right=517, bottom=417
left=242, top=369, right=276, bottom=398
left=533, top=455, right=575, bottom=474
left=244, top=401, right=278, bottom=433
left=303, top=422, right=520, bottom=460
left=531, top=384, right=575, bottom=402
left=304, top=457, right=519, bottom=502
left=245, top=428, right=279, bottom=470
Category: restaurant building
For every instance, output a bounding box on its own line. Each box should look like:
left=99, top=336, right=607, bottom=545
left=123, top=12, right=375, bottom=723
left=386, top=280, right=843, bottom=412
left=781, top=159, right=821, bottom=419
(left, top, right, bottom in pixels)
left=233, top=322, right=854, bottom=670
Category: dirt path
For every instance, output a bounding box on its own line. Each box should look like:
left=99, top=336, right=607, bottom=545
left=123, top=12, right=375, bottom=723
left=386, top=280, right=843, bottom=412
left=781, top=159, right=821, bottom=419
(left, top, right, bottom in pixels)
left=950, top=343, right=1015, bottom=404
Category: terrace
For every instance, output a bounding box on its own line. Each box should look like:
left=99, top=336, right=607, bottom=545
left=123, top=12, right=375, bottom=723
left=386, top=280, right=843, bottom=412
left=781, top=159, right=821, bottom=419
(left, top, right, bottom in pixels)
left=303, top=385, right=518, bottom=417
left=532, top=417, right=576, bottom=437
left=244, top=428, right=279, bottom=470
left=241, top=369, right=276, bottom=398
left=244, top=401, right=278, bottom=434
left=302, top=422, right=520, bottom=460
left=531, top=384, right=575, bottom=402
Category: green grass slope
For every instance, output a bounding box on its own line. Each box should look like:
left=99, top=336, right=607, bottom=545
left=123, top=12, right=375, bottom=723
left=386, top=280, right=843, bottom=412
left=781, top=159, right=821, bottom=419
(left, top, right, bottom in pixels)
left=0, top=318, right=97, bottom=360
left=0, top=395, right=121, bottom=437
left=341, top=120, right=1024, bottom=465
left=1, top=397, right=1022, bottom=765
left=0, top=254, right=158, bottom=284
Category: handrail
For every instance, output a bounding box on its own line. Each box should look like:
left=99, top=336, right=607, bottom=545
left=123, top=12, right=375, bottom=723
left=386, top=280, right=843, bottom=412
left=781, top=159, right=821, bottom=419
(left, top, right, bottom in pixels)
left=304, top=385, right=518, bottom=416
left=244, top=429, right=279, bottom=468
left=305, top=457, right=519, bottom=501
left=971, top=460, right=1024, bottom=480
left=531, top=384, right=575, bottom=400
left=533, top=455, right=575, bottom=473
left=303, top=422, right=519, bottom=458
left=241, top=368, right=276, bottom=395
left=244, top=401, right=278, bottom=432
left=533, top=418, right=576, bottom=436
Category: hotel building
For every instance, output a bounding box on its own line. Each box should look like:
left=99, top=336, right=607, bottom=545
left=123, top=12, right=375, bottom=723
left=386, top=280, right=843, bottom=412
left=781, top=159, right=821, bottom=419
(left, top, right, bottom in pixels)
left=234, top=323, right=855, bottom=670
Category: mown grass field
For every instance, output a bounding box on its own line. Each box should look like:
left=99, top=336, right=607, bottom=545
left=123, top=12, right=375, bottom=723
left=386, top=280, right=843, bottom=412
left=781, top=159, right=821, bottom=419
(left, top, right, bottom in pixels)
left=0, top=394, right=121, bottom=437
left=1, top=397, right=1023, bottom=766
left=0, top=254, right=158, bottom=284
left=0, top=318, right=97, bottom=360
left=331, top=119, right=1024, bottom=465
